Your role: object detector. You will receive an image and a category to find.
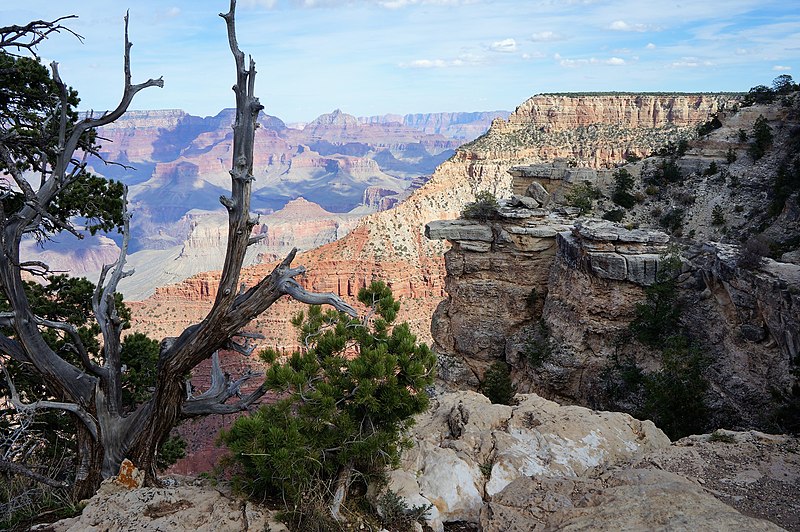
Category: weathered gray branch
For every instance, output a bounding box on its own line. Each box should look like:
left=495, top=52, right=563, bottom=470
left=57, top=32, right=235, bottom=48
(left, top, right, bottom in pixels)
left=0, top=16, right=81, bottom=56
left=31, top=316, right=102, bottom=377
left=280, top=278, right=357, bottom=316
left=1, top=363, right=98, bottom=439
left=181, top=352, right=266, bottom=416
left=92, top=187, right=133, bottom=412
left=0, top=458, right=70, bottom=488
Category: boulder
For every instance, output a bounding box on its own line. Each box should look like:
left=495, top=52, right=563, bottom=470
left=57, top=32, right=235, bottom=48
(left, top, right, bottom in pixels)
left=525, top=181, right=550, bottom=206
left=481, top=468, right=784, bottom=531
left=40, top=479, right=287, bottom=532
left=425, top=219, right=493, bottom=242
left=383, top=391, right=670, bottom=530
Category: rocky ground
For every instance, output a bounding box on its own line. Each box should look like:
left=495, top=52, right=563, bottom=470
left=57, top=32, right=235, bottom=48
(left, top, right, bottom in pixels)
left=36, top=392, right=799, bottom=532
left=633, top=430, right=800, bottom=531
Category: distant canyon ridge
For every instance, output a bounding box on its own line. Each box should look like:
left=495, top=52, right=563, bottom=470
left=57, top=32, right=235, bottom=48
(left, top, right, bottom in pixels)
left=126, top=93, right=730, bottom=354
left=25, top=109, right=507, bottom=299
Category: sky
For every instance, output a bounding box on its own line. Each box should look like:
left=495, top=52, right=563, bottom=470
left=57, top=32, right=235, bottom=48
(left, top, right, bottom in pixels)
left=3, top=0, right=799, bottom=123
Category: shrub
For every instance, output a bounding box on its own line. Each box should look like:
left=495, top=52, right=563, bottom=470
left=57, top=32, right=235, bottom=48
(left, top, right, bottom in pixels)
left=703, top=161, right=718, bottom=176
left=737, top=236, right=770, bottom=269
left=726, top=147, right=737, bottom=164
left=219, top=282, right=435, bottom=518
left=659, top=208, right=685, bottom=235
left=376, top=490, right=433, bottom=531
left=462, top=191, right=500, bottom=220
left=525, top=288, right=539, bottom=311
left=697, top=115, right=723, bottom=136
left=629, top=251, right=682, bottom=347
left=156, top=435, right=187, bottom=470
left=742, top=84, right=775, bottom=106
left=768, top=160, right=800, bottom=216
left=711, top=205, right=725, bottom=226
left=738, top=129, right=748, bottom=142
left=565, top=181, right=601, bottom=215
left=481, top=362, right=516, bottom=405
left=676, top=138, right=689, bottom=156
left=639, top=335, right=710, bottom=439
left=749, top=115, right=773, bottom=161
left=709, top=430, right=737, bottom=443
left=651, top=159, right=682, bottom=185
left=523, top=320, right=553, bottom=368
left=603, top=209, right=625, bottom=222
left=611, top=168, right=636, bottom=208
left=773, top=74, right=797, bottom=94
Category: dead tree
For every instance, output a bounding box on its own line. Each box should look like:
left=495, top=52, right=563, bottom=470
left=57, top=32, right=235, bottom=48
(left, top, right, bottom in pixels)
left=0, top=1, right=355, bottom=499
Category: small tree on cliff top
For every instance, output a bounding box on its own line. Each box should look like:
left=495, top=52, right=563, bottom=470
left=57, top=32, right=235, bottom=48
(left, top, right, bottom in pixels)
left=0, top=2, right=355, bottom=500
left=220, top=281, right=435, bottom=525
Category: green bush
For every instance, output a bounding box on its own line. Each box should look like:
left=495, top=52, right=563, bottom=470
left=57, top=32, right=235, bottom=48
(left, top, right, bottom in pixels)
left=737, top=236, right=770, bottom=269
left=610, top=251, right=711, bottom=440
left=629, top=252, right=682, bottom=347
left=652, top=159, right=682, bottom=185
left=462, top=191, right=500, bottom=220
left=219, top=282, right=435, bottom=517
left=697, top=115, right=723, bottom=136
left=523, top=320, right=553, bottom=368
left=748, top=115, right=773, bottom=161
left=481, top=362, right=516, bottom=405
left=726, top=148, right=737, bottom=164
left=639, top=335, right=710, bottom=439
left=565, top=181, right=601, bottom=215
left=742, top=84, right=775, bottom=106
left=769, top=161, right=800, bottom=216
left=376, top=490, right=432, bottom=530
left=156, top=435, right=187, bottom=470
left=703, top=161, right=719, bottom=176
left=711, top=205, right=725, bottom=226
left=603, top=209, right=625, bottom=222
left=676, top=138, right=689, bottom=156
left=611, top=168, right=636, bottom=209
left=659, top=208, right=685, bottom=235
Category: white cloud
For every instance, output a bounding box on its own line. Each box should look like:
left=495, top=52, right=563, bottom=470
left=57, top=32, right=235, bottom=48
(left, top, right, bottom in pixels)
left=522, top=51, right=546, bottom=60
left=530, top=31, right=565, bottom=42
left=735, top=48, right=750, bottom=56
left=240, top=0, right=278, bottom=8
left=490, top=38, right=517, bottom=53
left=671, top=57, right=713, bottom=68
left=555, top=53, right=625, bottom=67
left=377, top=0, right=480, bottom=8
left=608, top=20, right=648, bottom=32
left=773, top=65, right=792, bottom=71
left=165, top=7, right=181, bottom=17
left=400, top=53, right=485, bottom=68
left=646, top=42, right=656, bottom=50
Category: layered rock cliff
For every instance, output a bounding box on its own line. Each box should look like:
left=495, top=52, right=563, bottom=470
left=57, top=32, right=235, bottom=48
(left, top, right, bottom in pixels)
left=428, top=94, right=800, bottom=433
left=128, top=93, right=734, bottom=352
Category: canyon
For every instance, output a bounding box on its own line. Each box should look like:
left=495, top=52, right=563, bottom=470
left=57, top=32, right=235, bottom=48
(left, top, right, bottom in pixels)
left=25, top=108, right=503, bottom=299
left=128, top=93, right=735, bottom=346
left=19, top=91, right=800, bottom=531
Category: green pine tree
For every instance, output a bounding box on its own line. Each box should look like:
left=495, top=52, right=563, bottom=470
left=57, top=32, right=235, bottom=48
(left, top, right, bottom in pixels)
left=219, top=282, right=435, bottom=524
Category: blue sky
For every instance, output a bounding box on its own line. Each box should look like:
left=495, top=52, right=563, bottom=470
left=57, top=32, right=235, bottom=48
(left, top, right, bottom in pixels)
left=4, top=0, right=799, bottom=122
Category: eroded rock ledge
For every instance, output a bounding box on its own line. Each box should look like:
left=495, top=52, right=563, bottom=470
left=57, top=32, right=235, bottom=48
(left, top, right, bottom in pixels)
left=381, top=391, right=792, bottom=532
left=426, top=215, right=669, bottom=386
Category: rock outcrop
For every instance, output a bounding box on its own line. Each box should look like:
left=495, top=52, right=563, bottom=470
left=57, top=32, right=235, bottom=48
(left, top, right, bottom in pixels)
left=380, top=391, right=792, bottom=532
left=427, top=215, right=670, bottom=387
left=428, top=95, right=800, bottom=432
left=381, top=390, right=669, bottom=531
left=40, top=475, right=287, bottom=532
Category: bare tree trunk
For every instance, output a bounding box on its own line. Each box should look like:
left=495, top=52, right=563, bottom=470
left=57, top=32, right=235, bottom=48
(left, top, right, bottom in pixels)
left=0, top=1, right=357, bottom=498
